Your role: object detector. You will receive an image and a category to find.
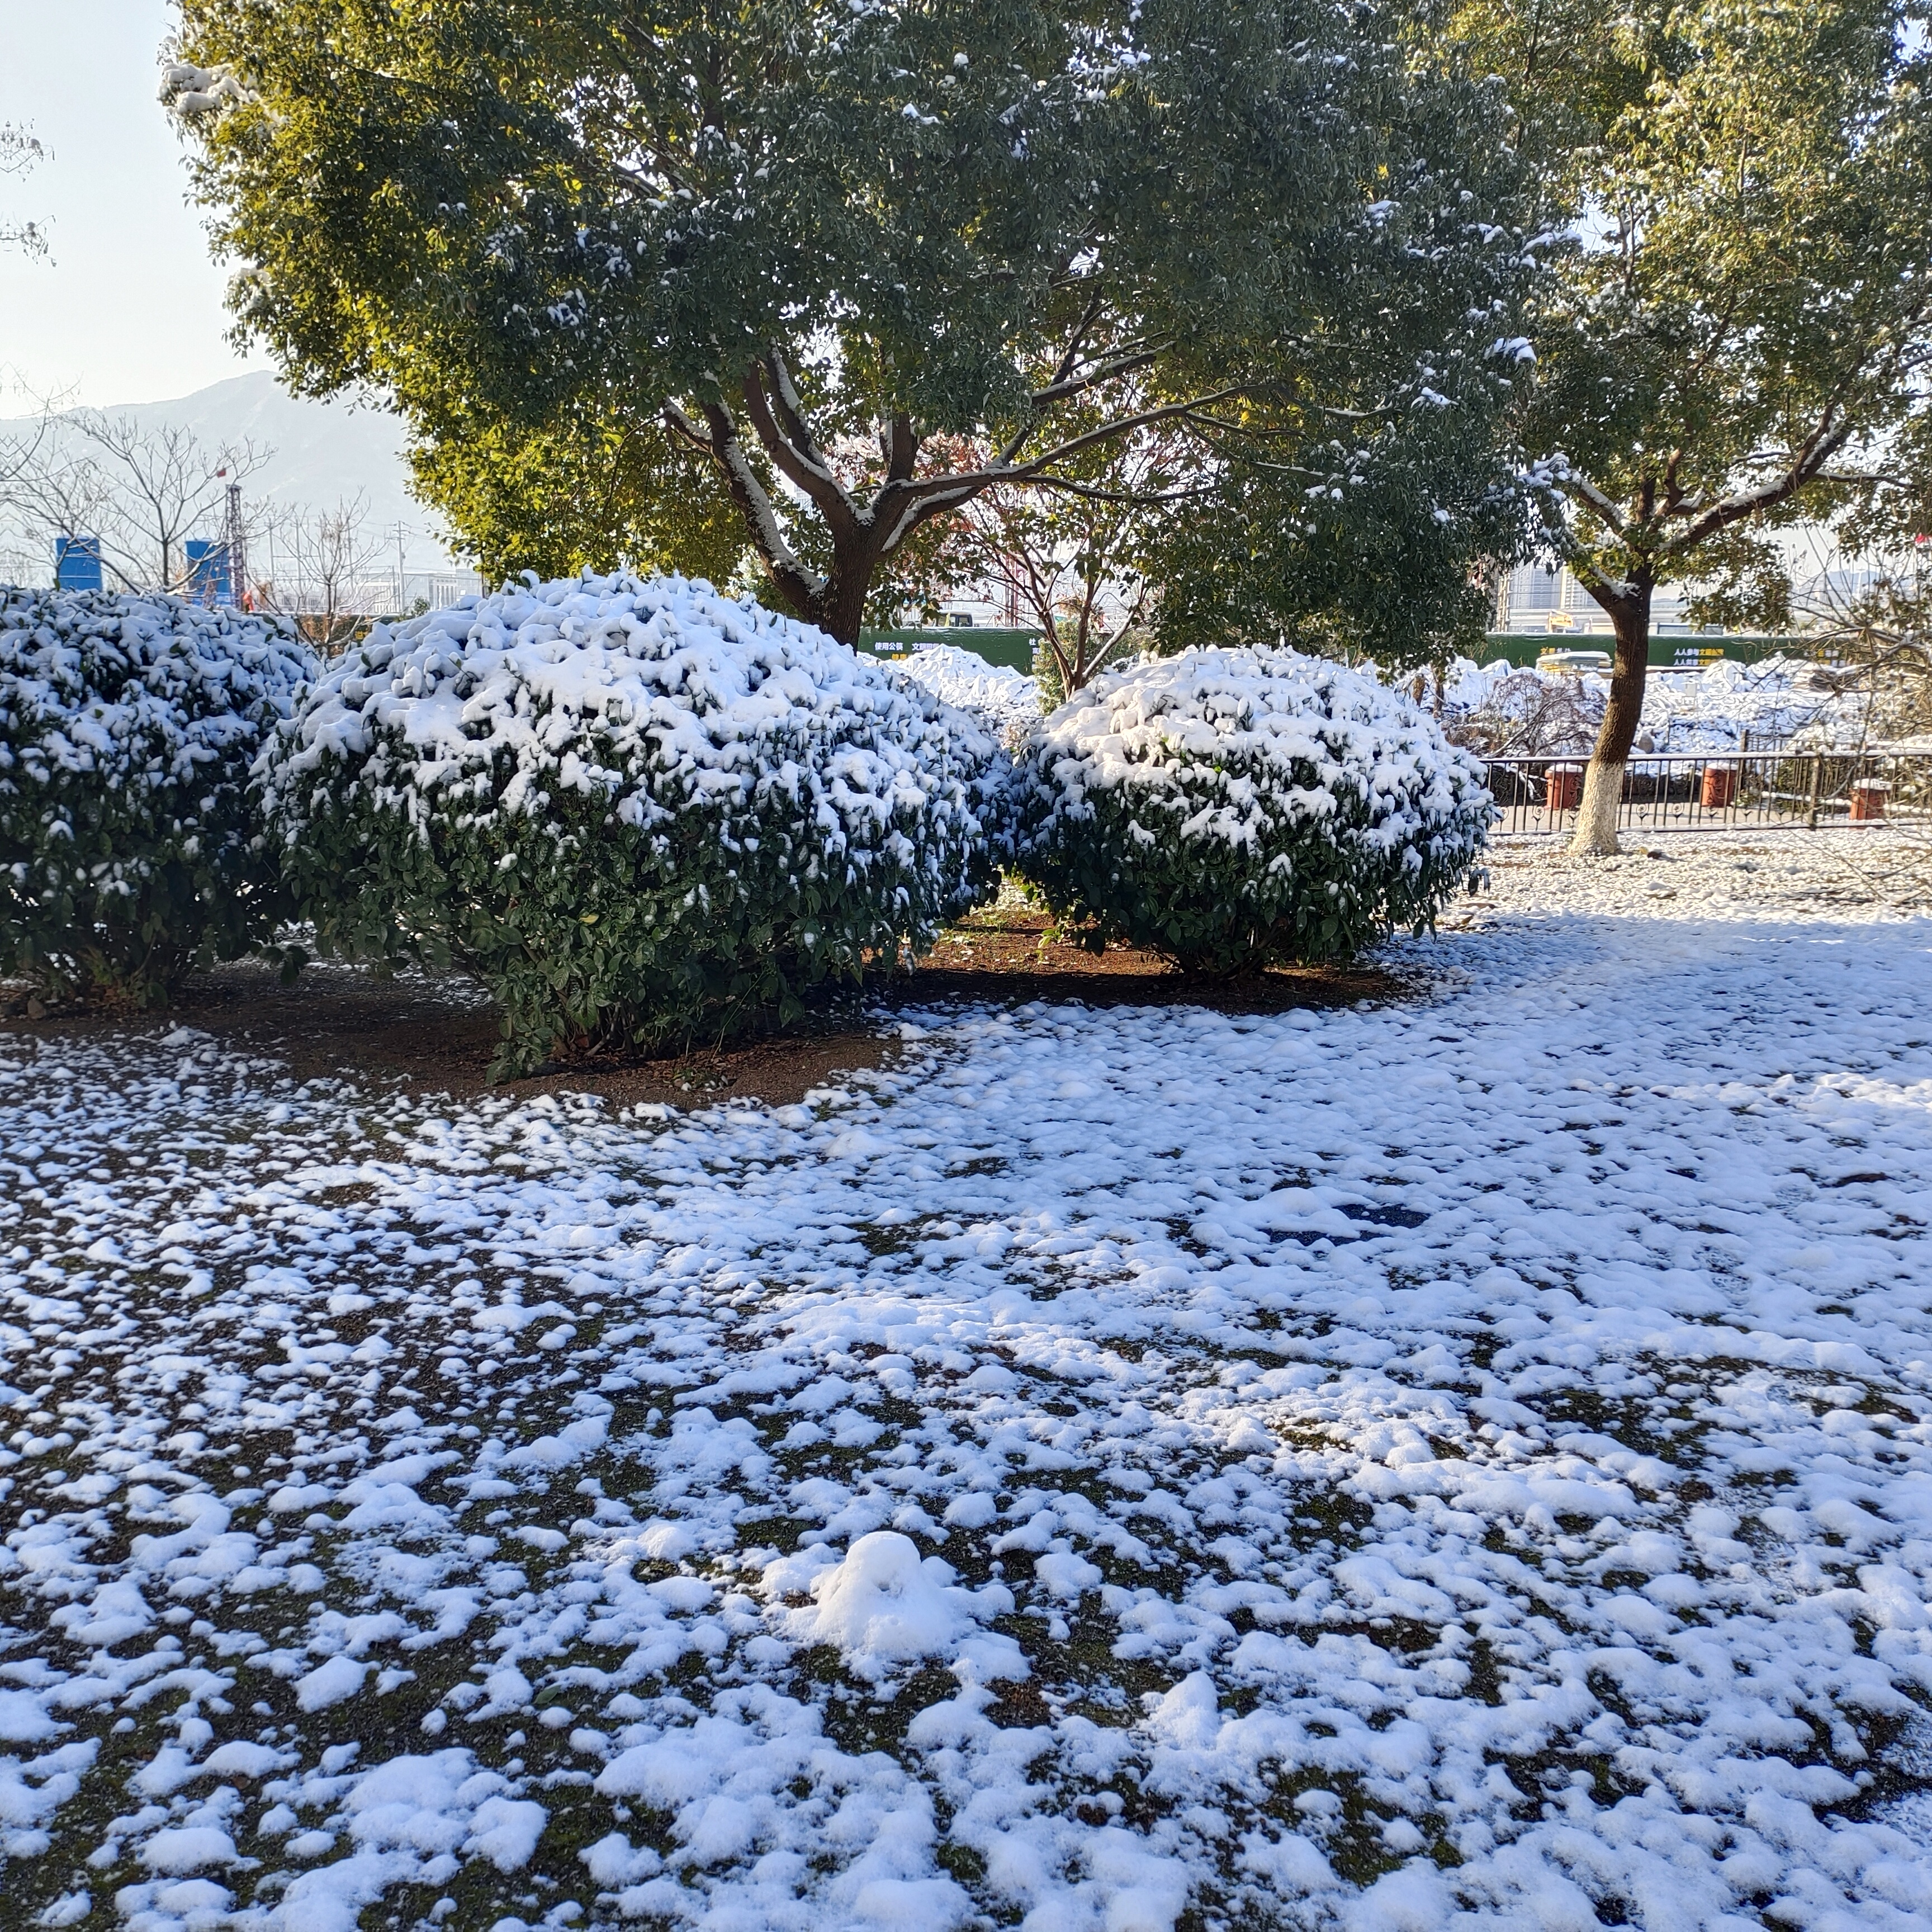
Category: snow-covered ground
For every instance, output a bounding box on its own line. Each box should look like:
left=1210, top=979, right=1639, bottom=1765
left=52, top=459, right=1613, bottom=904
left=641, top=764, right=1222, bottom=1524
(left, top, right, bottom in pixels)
left=5, top=840, right=1932, bottom=1930
left=1461, top=826, right=1932, bottom=926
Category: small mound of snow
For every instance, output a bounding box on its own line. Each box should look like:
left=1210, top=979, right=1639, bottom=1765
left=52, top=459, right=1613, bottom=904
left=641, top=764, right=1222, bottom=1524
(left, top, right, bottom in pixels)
left=140, top=1825, right=238, bottom=1873
left=0, top=1689, right=63, bottom=1743
left=1436, top=656, right=1517, bottom=713
left=788, top=1531, right=973, bottom=1675
left=296, top=1655, right=368, bottom=1712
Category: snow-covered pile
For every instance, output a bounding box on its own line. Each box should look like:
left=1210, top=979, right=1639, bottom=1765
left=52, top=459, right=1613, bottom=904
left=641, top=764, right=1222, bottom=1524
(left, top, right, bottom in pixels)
left=893, top=642, right=1040, bottom=744
left=1439, top=652, right=1883, bottom=757
left=770, top=1530, right=1018, bottom=1682
left=0, top=586, right=315, bottom=1005
left=1015, top=645, right=1492, bottom=971
left=5, top=860, right=1932, bottom=1926
left=1640, top=655, right=1860, bottom=753
left=259, top=572, right=1008, bottom=1073
left=1438, top=655, right=1516, bottom=713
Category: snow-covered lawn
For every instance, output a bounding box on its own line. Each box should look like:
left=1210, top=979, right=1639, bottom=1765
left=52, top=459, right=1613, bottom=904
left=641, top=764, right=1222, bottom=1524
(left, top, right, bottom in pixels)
left=4, top=834, right=1932, bottom=1931
left=1464, top=827, right=1932, bottom=926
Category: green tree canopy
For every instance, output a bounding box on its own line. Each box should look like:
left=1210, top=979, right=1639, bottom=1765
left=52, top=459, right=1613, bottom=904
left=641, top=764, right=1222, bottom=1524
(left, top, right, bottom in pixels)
left=166, top=0, right=1533, bottom=643
left=409, top=404, right=751, bottom=588
left=1455, top=0, right=1932, bottom=850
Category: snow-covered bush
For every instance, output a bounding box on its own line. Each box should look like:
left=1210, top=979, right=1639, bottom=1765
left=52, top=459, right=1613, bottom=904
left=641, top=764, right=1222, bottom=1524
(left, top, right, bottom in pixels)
left=1012, top=646, right=1491, bottom=973
left=0, top=588, right=316, bottom=1006
left=259, top=574, right=1007, bottom=1075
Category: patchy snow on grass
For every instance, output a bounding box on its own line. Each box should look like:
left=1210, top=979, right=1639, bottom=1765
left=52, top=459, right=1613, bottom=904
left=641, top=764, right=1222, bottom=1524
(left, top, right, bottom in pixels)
left=3, top=853, right=1932, bottom=1929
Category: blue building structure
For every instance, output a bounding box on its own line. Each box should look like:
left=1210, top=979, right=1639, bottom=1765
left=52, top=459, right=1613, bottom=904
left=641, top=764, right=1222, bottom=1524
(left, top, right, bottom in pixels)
left=54, top=536, right=103, bottom=593
left=185, top=540, right=233, bottom=607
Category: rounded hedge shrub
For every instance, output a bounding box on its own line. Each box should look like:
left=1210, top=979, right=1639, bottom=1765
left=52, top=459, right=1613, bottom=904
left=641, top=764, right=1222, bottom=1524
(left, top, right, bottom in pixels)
left=259, top=572, right=1008, bottom=1075
left=1012, top=645, right=1492, bottom=973
left=0, top=588, right=317, bottom=1007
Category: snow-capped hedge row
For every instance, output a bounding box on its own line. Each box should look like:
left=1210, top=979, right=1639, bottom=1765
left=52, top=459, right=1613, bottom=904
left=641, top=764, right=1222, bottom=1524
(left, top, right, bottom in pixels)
left=0, top=588, right=316, bottom=1005
left=1012, top=646, right=1491, bottom=972
left=259, top=574, right=1007, bottom=1075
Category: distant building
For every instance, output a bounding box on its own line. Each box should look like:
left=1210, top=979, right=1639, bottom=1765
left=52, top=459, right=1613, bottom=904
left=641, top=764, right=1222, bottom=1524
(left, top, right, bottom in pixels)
left=54, top=536, right=103, bottom=593
left=1493, top=561, right=1695, bottom=635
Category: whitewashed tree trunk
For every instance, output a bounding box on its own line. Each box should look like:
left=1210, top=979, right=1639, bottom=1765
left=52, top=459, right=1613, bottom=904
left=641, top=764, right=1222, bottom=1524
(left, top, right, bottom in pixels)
left=1568, top=586, right=1652, bottom=858
left=1571, top=757, right=1625, bottom=855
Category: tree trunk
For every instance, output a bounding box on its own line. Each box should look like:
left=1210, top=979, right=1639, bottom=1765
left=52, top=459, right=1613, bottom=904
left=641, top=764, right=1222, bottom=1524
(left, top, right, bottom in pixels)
left=804, top=548, right=877, bottom=646
left=1570, top=581, right=1652, bottom=856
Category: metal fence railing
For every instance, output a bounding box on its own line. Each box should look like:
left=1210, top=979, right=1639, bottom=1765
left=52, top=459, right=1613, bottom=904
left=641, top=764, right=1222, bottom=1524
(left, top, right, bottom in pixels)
left=1481, top=750, right=1932, bottom=837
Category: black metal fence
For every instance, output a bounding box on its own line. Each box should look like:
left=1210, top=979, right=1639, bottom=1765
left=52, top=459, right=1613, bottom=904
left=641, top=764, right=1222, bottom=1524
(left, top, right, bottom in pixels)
left=1481, top=750, right=1932, bottom=837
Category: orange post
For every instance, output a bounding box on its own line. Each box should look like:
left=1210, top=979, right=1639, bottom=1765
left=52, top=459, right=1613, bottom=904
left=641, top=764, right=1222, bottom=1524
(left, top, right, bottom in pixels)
left=1850, top=779, right=1888, bottom=822
left=1701, top=764, right=1737, bottom=809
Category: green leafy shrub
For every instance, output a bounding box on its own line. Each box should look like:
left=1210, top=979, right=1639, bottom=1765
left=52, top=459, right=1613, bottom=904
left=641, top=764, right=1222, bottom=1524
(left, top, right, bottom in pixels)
left=0, top=588, right=317, bottom=1006
left=259, top=572, right=1008, bottom=1075
left=1012, top=646, right=1491, bottom=973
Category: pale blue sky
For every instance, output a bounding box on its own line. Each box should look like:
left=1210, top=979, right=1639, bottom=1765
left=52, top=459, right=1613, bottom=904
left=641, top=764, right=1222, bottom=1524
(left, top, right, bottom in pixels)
left=0, top=0, right=273, bottom=406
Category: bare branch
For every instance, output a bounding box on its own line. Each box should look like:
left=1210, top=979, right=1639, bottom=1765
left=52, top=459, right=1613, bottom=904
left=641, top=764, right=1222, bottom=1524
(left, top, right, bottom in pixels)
left=0, top=121, right=50, bottom=259
left=1041, top=285, right=1106, bottom=396
left=899, top=387, right=1239, bottom=510
left=1026, top=345, right=1166, bottom=410
left=1659, top=413, right=1855, bottom=560
left=254, top=492, right=386, bottom=645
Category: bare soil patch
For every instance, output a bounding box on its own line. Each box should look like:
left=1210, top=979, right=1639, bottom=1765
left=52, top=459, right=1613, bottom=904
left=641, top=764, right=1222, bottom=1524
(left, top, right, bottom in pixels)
left=2, top=909, right=1397, bottom=1104
left=898, top=906, right=1398, bottom=1013
left=2, top=963, right=892, bottom=1109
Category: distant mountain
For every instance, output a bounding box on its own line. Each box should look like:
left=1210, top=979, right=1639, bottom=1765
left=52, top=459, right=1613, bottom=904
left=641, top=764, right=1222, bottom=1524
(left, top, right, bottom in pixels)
left=1, top=371, right=459, bottom=573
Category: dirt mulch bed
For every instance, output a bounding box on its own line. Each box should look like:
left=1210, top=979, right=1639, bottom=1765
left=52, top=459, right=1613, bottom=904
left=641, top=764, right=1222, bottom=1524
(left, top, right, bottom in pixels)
left=2, top=965, right=888, bottom=1110
left=901, top=907, right=1395, bottom=1013
left=3, top=910, right=1398, bottom=1106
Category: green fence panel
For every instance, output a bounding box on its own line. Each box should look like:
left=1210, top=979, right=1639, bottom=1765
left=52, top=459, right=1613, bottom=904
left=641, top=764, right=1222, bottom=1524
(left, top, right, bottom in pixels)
left=1480, top=634, right=1819, bottom=670
left=859, top=626, right=1041, bottom=674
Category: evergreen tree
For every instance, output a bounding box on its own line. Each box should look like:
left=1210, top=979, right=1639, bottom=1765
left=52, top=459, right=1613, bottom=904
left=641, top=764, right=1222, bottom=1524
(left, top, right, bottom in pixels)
left=166, top=0, right=1532, bottom=642
left=1455, top=0, right=1932, bottom=852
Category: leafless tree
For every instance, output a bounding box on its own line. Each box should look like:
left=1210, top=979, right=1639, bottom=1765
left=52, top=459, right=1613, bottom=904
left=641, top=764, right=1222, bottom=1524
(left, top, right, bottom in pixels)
left=0, top=124, right=48, bottom=258
left=897, top=414, right=1204, bottom=700
left=0, top=377, right=63, bottom=505
left=4, top=413, right=271, bottom=593
left=254, top=493, right=386, bottom=646
left=1790, top=551, right=1932, bottom=748
left=1446, top=670, right=1606, bottom=759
